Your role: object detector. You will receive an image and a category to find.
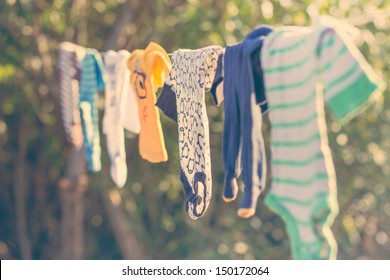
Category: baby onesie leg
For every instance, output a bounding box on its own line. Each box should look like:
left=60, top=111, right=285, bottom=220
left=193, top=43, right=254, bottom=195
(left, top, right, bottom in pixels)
left=106, top=118, right=127, bottom=187
left=160, top=61, right=205, bottom=218
left=222, top=49, right=242, bottom=203
left=311, top=190, right=339, bottom=259
left=223, top=43, right=266, bottom=218
left=237, top=188, right=261, bottom=218
left=265, top=192, right=335, bottom=259
left=237, top=63, right=265, bottom=218
left=90, top=96, right=102, bottom=171
left=80, top=97, right=101, bottom=172
left=176, top=77, right=206, bottom=220
left=103, top=51, right=131, bottom=187
left=222, top=89, right=240, bottom=202
left=164, top=47, right=221, bottom=219
left=181, top=170, right=208, bottom=219
left=178, top=82, right=211, bottom=220
left=137, top=101, right=168, bottom=163
left=181, top=112, right=211, bottom=220
left=104, top=52, right=119, bottom=185
left=79, top=53, right=102, bottom=172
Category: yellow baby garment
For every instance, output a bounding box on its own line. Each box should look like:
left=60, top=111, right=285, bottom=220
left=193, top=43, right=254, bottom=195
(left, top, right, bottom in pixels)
left=128, top=42, right=171, bottom=163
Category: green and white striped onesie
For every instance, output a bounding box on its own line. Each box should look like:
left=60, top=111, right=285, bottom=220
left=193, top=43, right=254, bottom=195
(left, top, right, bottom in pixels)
left=261, top=16, right=386, bottom=259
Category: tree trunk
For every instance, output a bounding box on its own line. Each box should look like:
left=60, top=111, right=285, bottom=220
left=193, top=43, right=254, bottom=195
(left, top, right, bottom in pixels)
left=103, top=0, right=137, bottom=51
left=56, top=0, right=89, bottom=260
left=57, top=149, right=88, bottom=259
left=14, top=117, right=32, bottom=259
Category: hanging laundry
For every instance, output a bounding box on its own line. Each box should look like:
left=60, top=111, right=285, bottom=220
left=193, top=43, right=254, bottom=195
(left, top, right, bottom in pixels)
left=103, top=50, right=140, bottom=188
left=79, top=49, right=106, bottom=172
left=222, top=27, right=273, bottom=219
left=127, top=42, right=171, bottom=163
left=58, top=42, right=85, bottom=149
left=261, top=16, right=386, bottom=259
left=161, top=46, right=223, bottom=220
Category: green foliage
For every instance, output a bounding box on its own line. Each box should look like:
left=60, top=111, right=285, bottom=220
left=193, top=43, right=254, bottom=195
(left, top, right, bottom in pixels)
left=0, top=0, right=389, bottom=260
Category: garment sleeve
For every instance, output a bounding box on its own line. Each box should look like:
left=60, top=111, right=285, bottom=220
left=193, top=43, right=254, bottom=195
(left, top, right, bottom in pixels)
left=145, top=43, right=172, bottom=88
left=318, top=26, right=386, bottom=122
left=94, top=51, right=106, bottom=91
left=250, top=45, right=269, bottom=112
left=156, top=84, right=178, bottom=122
left=209, top=52, right=224, bottom=106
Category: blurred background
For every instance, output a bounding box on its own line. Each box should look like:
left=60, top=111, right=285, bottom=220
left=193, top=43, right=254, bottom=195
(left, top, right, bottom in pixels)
left=0, top=0, right=389, bottom=260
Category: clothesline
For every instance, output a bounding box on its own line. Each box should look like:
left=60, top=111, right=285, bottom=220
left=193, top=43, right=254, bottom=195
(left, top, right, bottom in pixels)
left=93, top=9, right=390, bottom=58
left=99, top=51, right=175, bottom=56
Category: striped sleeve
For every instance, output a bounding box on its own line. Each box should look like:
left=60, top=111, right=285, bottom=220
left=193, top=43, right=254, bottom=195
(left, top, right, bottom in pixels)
left=318, top=26, right=386, bottom=121
left=93, top=51, right=106, bottom=91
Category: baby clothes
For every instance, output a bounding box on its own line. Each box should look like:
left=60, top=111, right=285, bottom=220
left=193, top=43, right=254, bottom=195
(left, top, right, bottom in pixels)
left=261, top=16, right=386, bottom=259
left=103, top=50, right=140, bottom=188
left=162, top=46, right=223, bottom=220
left=127, top=42, right=171, bottom=163
left=58, top=42, right=85, bottom=149
left=79, top=49, right=106, bottom=172
left=222, top=27, right=272, bottom=218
